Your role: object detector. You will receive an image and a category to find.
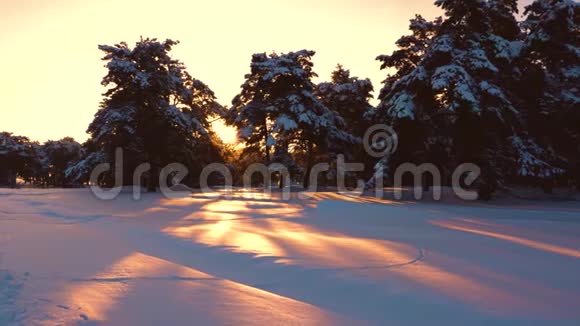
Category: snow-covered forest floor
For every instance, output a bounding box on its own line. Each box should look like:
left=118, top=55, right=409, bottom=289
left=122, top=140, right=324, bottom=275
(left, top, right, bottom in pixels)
left=0, top=189, right=579, bottom=325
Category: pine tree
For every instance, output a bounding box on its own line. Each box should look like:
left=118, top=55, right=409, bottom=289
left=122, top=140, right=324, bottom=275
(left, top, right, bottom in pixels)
left=488, top=0, right=521, bottom=40
left=522, top=0, right=580, bottom=189
left=376, top=0, right=563, bottom=198
left=315, top=65, right=374, bottom=185
left=0, top=132, right=36, bottom=187
left=316, top=64, right=374, bottom=143
left=70, top=38, right=223, bottom=190
left=227, top=50, right=355, bottom=188
left=22, top=142, right=47, bottom=186
left=371, top=14, right=443, bottom=187
left=42, top=138, right=83, bottom=187
left=375, top=15, right=442, bottom=110
left=65, top=139, right=104, bottom=186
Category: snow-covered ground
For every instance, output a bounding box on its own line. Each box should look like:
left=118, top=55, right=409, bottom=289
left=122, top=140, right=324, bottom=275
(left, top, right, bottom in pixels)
left=0, top=189, right=579, bottom=325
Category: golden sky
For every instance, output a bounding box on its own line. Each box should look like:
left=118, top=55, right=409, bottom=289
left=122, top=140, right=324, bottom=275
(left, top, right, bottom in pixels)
left=0, top=0, right=530, bottom=144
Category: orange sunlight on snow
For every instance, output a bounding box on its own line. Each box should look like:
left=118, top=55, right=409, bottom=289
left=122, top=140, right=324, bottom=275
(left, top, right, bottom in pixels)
left=159, top=191, right=580, bottom=317
left=431, top=218, right=580, bottom=259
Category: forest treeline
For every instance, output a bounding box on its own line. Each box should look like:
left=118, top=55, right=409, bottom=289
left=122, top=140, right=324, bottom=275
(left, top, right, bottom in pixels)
left=1, top=0, right=578, bottom=198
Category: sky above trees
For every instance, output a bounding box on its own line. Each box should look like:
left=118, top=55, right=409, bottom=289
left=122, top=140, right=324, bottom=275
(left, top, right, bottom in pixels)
left=0, top=0, right=532, bottom=143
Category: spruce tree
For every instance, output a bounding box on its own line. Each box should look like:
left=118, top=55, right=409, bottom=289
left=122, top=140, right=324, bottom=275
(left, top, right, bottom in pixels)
left=376, top=0, right=563, bottom=198
left=70, top=38, right=223, bottom=190
left=227, top=50, right=355, bottom=188
left=522, top=0, right=580, bottom=189
left=42, top=138, right=83, bottom=187
left=315, top=65, right=374, bottom=184
left=0, top=132, right=36, bottom=187
left=316, top=64, right=374, bottom=144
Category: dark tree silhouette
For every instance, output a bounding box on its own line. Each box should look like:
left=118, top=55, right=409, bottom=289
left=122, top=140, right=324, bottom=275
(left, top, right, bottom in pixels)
left=375, top=0, right=564, bottom=198
left=68, top=38, right=224, bottom=190
left=227, top=50, right=355, bottom=187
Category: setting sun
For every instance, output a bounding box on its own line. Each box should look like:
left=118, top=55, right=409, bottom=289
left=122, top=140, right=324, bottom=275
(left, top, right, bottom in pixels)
left=0, top=0, right=447, bottom=143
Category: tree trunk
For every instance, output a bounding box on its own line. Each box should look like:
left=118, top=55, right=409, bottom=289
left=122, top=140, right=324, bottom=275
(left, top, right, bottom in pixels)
left=265, top=145, right=271, bottom=164
left=302, top=141, right=314, bottom=190
left=8, top=170, right=16, bottom=189
left=148, top=165, right=158, bottom=192
left=278, top=172, right=284, bottom=189
left=263, top=122, right=271, bottom=163
left=541, top=179, right=554, bottom=194
left=422, top=173, right=430, bottom=192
